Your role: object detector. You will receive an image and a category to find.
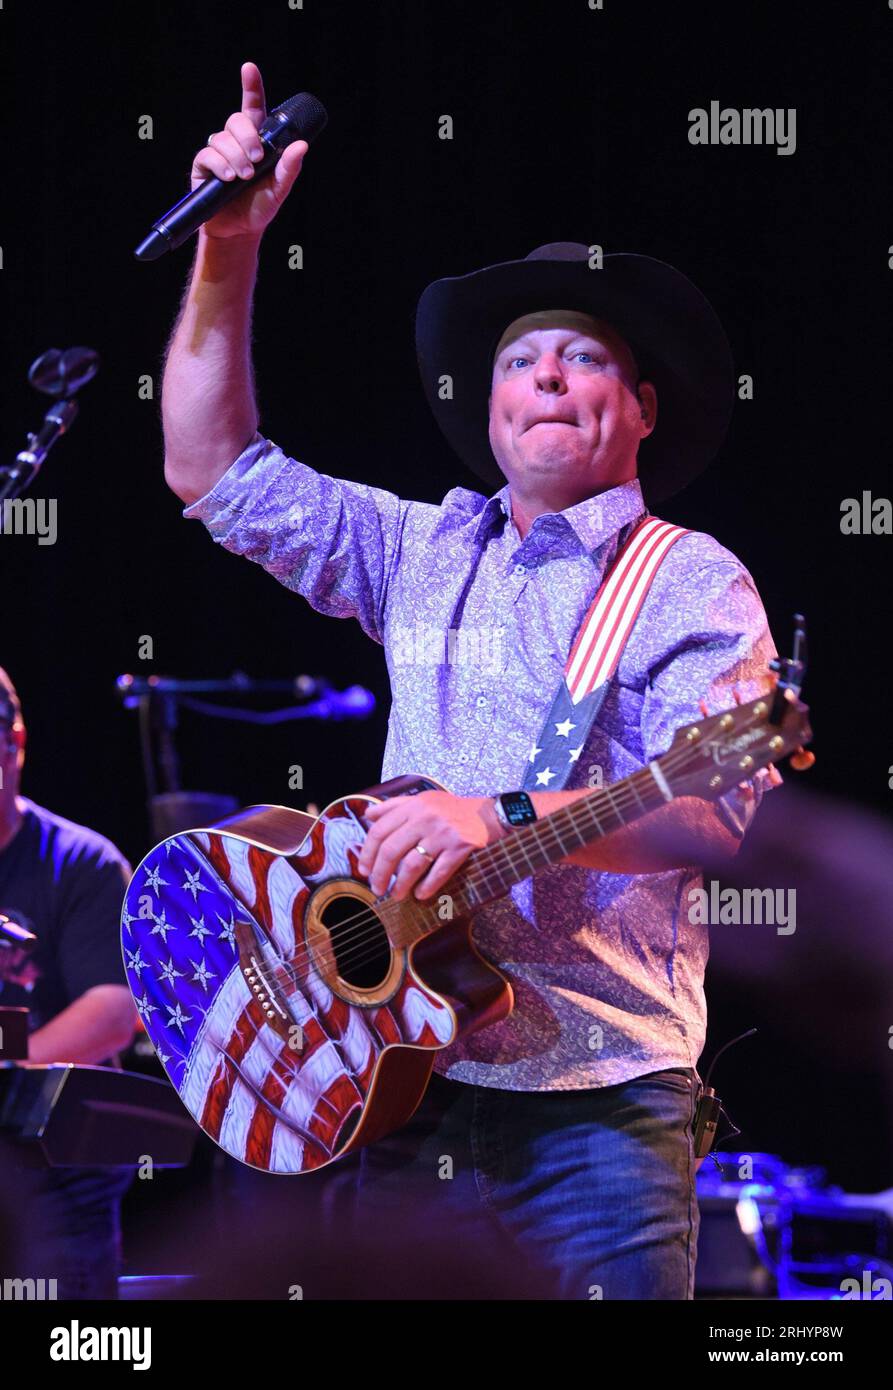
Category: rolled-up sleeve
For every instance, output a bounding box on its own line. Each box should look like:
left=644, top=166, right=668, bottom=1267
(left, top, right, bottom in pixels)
left=183, top=432, right=410, bottom=645
left=640, top=556, right=781, bottom=839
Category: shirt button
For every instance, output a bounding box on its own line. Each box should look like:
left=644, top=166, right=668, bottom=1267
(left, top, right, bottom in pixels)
left=513, top=563, right=527, bottom=576
left=475, top=695, right=487, bottom=707
left=457, top=751, right=470, bottom=764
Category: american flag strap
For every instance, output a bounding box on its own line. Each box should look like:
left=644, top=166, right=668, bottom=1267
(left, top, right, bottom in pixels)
left=565, top=516, right=690, bottom=705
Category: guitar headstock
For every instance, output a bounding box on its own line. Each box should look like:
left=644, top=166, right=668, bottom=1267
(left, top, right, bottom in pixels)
left=664, top=688, right=812, bottom=803
left=664, top=614, right=814, bottom=803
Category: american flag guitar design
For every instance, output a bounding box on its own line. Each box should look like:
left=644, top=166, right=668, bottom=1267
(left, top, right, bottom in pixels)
left=121, top=665, right=811, bottom=1175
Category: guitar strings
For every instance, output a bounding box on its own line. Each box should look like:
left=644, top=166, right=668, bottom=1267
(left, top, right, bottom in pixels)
left=302, top=724, right=755, bottom=968
left=277, top=724, right=761, bottom=986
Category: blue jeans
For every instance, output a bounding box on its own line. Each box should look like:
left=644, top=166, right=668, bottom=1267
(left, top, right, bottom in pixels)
left=349, top=1066, right=701, bottom=1300
left=13, top=1164, right=135, bottom=1300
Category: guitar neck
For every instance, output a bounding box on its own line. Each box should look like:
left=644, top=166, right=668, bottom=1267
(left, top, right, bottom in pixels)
left=388, top=763, right=668, bottom=947
left=383, top=679, right=813, bottom=949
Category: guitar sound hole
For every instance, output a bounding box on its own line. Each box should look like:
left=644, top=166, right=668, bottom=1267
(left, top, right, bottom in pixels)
left=320, top=895, right=391, bottom=989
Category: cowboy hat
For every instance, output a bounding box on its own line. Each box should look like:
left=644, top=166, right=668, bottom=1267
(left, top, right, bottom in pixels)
left=415, top=242, right=735, bottom=504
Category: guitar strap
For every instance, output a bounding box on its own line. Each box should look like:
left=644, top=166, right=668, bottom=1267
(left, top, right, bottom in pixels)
left=521, top=515, right=690, bottom=792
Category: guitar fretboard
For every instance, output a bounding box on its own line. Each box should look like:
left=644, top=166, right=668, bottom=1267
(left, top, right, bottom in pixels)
left=384, top=763, right=667, bottom=948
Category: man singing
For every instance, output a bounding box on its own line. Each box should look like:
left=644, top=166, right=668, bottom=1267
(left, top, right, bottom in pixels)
left=160, top=62, right=778, bottom=1299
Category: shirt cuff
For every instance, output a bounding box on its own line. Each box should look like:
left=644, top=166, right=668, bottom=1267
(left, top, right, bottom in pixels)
left=182, top=431, right=290, bottom=524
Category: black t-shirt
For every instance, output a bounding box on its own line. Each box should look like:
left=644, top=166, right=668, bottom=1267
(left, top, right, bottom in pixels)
left=0, top=797, right=131, bottom=1032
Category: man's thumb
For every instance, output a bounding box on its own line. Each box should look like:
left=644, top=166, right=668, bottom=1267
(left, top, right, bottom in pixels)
left=272, top=140, right=308, bottom=198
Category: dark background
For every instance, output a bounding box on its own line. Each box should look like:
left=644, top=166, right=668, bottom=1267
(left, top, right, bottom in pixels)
left=2, top=0, right=891, bottom=1195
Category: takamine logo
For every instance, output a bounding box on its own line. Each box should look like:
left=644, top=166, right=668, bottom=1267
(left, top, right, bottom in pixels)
left=708, top=727, right=764, bottom=762
left=49, top=1321, right=152, bottom=1371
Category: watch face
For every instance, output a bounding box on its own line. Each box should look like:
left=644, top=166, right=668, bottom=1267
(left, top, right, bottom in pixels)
left=501, top=792, right=535, bottom=825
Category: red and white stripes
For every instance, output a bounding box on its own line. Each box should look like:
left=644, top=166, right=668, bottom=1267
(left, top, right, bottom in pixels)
left=565, top=517, right=689, bottom=704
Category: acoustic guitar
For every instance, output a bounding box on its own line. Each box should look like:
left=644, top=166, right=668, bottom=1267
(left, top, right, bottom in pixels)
left=120, top=672, right=811, bottom=1173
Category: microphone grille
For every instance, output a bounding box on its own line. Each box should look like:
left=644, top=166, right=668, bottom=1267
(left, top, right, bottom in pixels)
left=270, top=91, right=328, bottom=145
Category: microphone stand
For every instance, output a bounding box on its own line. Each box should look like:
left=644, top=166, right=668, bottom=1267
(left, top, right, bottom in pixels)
left=0, top=399, right=79, bottom=505
left=1, top=346, right=99, bottom=505
left=115, top=673, right=376, bottom=841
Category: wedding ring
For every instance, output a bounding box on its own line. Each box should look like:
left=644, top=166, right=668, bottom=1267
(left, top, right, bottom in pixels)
left=415, top=842, right=434, bottom=860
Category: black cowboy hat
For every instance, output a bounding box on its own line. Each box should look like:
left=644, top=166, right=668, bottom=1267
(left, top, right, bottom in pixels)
left=415, top=242, right=735, bottom=504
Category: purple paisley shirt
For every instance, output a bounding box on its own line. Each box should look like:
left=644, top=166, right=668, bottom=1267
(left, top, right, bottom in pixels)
left=184, top=432, right=778, bottom=1091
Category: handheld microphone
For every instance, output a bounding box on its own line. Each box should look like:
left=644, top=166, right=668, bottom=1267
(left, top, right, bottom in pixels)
left=134, top=91, right=328, bottom=262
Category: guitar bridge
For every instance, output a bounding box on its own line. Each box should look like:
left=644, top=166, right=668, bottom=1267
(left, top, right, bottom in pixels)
left=236, top=922, right=304, bottom=1053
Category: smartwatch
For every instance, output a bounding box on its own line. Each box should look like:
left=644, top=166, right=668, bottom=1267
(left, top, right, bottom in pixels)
left=493, top=790, right=538, bottom=830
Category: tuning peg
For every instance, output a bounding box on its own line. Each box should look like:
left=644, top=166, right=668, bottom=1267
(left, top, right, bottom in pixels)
left=789, top=746, right=815, bottom=772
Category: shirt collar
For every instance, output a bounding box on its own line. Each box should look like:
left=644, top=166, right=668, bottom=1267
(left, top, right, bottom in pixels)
left=471, top=483, right=513, bottom=546
left=471, top=476, right=647, bottom=561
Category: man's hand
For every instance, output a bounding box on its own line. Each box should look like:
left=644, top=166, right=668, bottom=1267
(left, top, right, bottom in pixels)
left=192, top=61, right=308, bottom=242
left=356, top=791, right=509, bottom=902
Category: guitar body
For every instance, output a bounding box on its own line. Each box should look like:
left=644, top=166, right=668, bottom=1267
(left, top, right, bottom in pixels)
left=121, top=776, right=513, bottom=1174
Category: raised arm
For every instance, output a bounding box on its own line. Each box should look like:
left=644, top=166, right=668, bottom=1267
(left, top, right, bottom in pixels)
left=161, top=62, right=309, bottom=505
